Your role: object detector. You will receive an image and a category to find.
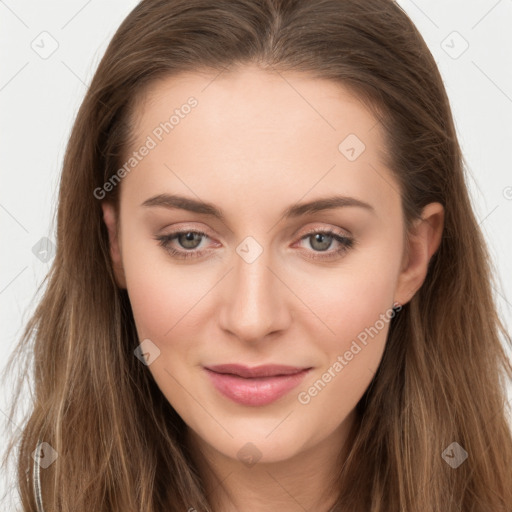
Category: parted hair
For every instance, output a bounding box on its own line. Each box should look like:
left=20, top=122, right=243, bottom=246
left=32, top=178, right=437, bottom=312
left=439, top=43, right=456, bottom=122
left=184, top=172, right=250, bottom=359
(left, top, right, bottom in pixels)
left=2, top=0, right=512, bottom=510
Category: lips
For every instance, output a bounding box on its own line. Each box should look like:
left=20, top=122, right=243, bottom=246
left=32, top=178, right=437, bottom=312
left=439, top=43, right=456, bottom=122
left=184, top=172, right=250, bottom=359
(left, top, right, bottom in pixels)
left=204, top=364, right=312, bottom=406
left=205, top=363, right=309, bottom=378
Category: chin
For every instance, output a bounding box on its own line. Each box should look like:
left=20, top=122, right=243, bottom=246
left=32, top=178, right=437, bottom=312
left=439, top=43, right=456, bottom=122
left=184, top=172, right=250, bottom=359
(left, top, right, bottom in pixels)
left=189, top=419, right=314, bottom=466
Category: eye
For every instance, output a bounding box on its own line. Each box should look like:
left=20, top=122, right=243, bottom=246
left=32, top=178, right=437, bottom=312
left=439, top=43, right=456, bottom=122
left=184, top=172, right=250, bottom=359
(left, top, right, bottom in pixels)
left=154, top=227, right=355, bottom=261
left=154, top=230, right=213, bottom=260
left=295, top=228, right=354, bottom=261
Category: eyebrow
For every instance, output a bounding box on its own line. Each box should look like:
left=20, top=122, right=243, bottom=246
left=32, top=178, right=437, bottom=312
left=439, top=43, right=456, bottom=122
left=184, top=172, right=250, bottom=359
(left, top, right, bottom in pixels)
left=141, top=193, right=375, bottom=221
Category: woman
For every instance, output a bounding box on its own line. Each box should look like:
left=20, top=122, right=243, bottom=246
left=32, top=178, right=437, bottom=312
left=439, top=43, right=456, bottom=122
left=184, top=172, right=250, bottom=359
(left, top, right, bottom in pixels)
left=3, top=0, right=512, bottom=510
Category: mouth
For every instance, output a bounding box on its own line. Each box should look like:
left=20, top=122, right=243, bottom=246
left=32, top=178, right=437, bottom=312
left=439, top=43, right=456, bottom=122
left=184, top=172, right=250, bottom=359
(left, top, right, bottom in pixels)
left=203, top=364, right=312, bottom=406
left=205, top=363, right=310, bottom=378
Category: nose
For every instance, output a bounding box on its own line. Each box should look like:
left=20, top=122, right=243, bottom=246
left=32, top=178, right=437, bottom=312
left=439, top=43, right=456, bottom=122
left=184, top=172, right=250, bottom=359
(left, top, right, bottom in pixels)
left=217, top=243, right=292, bottom=343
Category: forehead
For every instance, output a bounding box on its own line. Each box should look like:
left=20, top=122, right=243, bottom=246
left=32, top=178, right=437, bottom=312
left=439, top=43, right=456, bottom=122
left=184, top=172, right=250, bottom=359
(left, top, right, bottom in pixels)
left=131, top=65, right=382, bottom=150
left=121, top=65, right=399, bottom=219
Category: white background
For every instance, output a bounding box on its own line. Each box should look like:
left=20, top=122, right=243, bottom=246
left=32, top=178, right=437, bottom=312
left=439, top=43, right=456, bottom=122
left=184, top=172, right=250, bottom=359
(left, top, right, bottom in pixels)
left=1, top=0, right=511, bottom=508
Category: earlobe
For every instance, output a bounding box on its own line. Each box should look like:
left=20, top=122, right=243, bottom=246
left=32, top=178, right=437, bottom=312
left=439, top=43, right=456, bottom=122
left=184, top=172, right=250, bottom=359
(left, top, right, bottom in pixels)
left=394, top=202, right=444, bottom=306
left=101, top=201, right=127, bottom=289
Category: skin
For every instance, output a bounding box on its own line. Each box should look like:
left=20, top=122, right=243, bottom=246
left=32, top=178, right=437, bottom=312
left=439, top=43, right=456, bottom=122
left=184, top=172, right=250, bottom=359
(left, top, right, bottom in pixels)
left=102, top=64, right=444, bottom=512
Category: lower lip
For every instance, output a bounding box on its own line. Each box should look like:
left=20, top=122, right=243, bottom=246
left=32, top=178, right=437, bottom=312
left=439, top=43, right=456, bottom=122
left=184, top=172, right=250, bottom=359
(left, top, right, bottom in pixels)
left=204, top=368, right=311, bottom=407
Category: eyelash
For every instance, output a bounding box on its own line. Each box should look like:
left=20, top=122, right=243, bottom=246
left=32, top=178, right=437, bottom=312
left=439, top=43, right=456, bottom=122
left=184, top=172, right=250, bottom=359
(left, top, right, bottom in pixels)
left=154, top=227, right=354, bottom=261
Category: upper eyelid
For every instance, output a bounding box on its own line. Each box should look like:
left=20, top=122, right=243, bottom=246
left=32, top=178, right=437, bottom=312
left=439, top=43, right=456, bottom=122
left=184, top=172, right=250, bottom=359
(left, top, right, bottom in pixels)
left=160, top=226, right=350, bottom=239
left=159, top=221, right=352, bottom=238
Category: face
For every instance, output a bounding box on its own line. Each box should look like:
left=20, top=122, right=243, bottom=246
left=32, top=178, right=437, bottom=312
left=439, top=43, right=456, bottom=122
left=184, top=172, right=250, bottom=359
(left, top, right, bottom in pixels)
left=102, top=65, right=443, bottom=465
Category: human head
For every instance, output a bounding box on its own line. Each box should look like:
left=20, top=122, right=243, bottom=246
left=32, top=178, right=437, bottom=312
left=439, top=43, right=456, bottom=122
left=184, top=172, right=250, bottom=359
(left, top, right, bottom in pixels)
left=5, top=1, right=512, bottom=511
left=100, top=63, right=443, bottom=467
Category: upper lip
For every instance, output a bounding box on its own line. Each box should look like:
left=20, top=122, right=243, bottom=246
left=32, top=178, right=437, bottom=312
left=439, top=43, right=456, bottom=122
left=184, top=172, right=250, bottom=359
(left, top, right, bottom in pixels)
left=205, top=364, right=310, bottom=378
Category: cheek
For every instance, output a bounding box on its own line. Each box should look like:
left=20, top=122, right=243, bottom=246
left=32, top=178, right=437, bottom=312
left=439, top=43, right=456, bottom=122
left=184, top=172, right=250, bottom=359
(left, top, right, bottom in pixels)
left=124, top=266, right=178, bottom=341
left=122, top=248, right=210, bottom=412
left=119, top=231, right=200, bottom=350
left=293, top=253, right=399, bottom=353
left=293, top=271, right=396, bottom=442
left=305, top=279, right=393, bottom=378
left=124, top=258, right=208, bottom=351
left=290, top=250, right=399, bottom=415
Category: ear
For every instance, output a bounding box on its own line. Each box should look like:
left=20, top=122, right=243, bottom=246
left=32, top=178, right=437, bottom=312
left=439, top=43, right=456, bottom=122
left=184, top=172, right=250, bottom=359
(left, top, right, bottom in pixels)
left=394, top=202, right=444, bottom=306
left=101, top=201, right=127, bottom=289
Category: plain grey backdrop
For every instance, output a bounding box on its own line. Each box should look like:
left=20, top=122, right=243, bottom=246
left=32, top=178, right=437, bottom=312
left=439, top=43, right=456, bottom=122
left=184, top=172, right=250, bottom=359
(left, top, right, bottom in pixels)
left=1, top=0, right=511, bottom=508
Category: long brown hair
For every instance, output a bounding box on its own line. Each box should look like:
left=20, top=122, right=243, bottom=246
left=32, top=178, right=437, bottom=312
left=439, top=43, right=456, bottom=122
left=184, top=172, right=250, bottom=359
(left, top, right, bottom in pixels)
left=2, top=0, right=512, bottom=510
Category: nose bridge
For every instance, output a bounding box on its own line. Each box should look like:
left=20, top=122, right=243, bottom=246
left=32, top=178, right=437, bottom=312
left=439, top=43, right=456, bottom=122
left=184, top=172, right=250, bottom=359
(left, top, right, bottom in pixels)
left=218, top=237, right=290, bottom=341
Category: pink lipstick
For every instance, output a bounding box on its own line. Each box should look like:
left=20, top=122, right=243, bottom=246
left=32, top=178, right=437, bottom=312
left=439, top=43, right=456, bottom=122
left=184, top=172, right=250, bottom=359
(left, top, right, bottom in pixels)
left=204, top=364, right=311, bottom=406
